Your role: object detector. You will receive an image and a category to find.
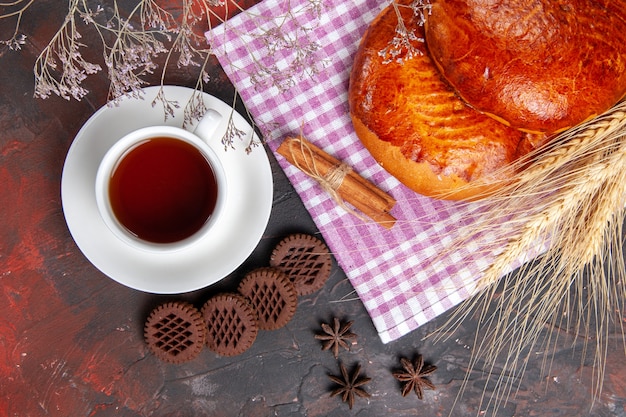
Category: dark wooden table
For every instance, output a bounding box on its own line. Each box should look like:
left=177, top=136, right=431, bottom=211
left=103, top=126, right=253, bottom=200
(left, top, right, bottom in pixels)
left=2, top=2, right=625, bottom=416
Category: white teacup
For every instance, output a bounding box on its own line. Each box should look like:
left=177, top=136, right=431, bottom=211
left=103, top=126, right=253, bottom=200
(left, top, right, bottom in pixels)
left=95, top=109, right=227, bottom=252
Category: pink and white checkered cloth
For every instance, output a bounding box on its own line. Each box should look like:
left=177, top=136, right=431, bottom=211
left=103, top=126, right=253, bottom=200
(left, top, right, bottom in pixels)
left=207, top=0, right=503, bottom=342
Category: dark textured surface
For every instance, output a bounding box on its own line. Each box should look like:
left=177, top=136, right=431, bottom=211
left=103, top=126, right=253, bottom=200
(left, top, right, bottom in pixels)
left=1, top=2, right=626, bottom=416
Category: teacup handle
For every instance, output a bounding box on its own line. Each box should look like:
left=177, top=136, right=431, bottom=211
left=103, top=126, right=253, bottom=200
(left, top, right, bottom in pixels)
left=193, top=109, right=223, bottom=144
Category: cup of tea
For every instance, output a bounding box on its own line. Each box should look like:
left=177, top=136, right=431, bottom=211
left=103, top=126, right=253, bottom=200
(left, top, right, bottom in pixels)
left=95, top=109, right=227, bottom=252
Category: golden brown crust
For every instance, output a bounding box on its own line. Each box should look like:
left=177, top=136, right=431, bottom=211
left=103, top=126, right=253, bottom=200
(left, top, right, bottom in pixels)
left=425, top=0, right=626, bottom=134
left=349, top=0, right=547, bottom=200
left=351, top=116, right=494, bottom=200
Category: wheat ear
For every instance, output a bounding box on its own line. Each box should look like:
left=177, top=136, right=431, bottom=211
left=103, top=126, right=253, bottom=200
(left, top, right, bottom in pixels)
left=436, top=100, right=626, bottom=416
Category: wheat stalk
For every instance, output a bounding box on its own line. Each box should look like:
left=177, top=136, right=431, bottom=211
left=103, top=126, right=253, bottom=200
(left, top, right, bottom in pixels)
left=436, top=100, right=626, bottom=415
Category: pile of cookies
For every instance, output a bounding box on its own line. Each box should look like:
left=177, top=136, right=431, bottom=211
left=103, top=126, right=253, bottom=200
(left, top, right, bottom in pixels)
left=144, top=233, right=332, bottom=363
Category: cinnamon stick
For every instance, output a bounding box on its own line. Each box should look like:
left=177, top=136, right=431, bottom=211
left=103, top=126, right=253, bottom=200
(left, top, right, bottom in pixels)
left=277, top=136, right=396, bottom=228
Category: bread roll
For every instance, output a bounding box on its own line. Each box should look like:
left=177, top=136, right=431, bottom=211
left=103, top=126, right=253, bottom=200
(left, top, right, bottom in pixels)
left=349, top=0, right=547, bottom=200
left=425, top=0, right=626, bottom=134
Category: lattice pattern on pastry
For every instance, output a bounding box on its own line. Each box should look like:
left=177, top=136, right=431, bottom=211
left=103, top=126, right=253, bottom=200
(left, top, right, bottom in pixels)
left=202, top=293, right=258, bottom=356
left=153, top=313, right=195, bottom=355
left=144, top=302, right=206, bottom=364
left=206, top=307, right=248, bottom=348
left=238, top=268, right=297, bottom=330
left=270, top=234, right=332, bottom=295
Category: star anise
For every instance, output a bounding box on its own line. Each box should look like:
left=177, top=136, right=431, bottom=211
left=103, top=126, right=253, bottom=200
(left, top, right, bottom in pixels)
left=315, top=317, right=357, bottom=358
left=328, top=362, right=372, bottom=409
left=392, top=355, right=437, bottom=399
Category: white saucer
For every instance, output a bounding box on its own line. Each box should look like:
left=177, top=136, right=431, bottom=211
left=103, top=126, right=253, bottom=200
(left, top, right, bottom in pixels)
left=61, top=86, right=273, bottom=294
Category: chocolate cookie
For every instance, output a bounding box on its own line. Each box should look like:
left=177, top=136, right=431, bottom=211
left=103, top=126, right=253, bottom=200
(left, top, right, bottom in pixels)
left=238, top=267, right=298, bottom=330
left=270, top=233, right=332, bottom=295
left=144, top=301, right=206, bottom=364
left=202, top=293, right=258, bottom=356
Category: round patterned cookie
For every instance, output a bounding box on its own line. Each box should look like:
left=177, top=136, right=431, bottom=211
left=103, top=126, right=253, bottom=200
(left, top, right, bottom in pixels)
left=238, top=267, right=298, bottom=330
left=144, top=301, right=207, bottom=364
left=270, top=233, right=332, bottom=295
left=201, top=293, right=259, bottom=356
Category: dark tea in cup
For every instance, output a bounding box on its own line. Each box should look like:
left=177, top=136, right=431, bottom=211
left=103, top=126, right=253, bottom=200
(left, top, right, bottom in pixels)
left=108, top=137, right=218, bottom=244
left=96, top=123, right=227, bottom=252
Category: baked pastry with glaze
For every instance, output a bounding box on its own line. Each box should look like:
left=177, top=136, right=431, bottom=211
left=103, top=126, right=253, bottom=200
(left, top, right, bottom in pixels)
left=349, top=0, right=547, bottom=200
left=425, top=0, right=626, bottom=134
